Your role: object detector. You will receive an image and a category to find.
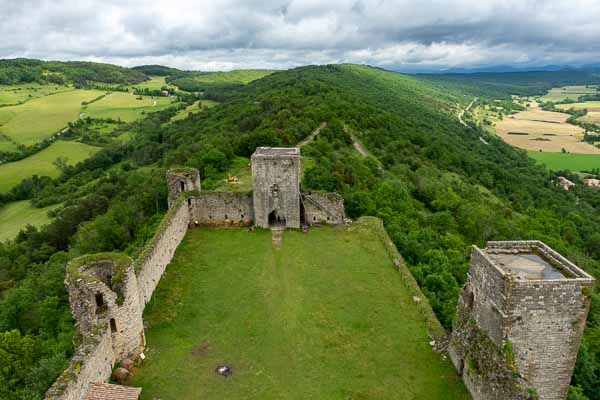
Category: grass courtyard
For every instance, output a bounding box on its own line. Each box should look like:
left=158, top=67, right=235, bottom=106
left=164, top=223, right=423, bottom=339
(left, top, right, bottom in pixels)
left=129, top=223, right=468, bottom=400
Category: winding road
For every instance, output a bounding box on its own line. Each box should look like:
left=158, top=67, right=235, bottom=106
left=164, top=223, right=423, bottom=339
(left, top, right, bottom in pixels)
left=458, top=97, right=478, bottom=126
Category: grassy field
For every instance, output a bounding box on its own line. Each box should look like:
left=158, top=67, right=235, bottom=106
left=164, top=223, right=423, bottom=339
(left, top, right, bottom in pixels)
left=0, top=200, right=61, bottom=242
left=171, top=100, right=218, bottom=122
left=0, top=83, right=72, bottom=106
left=494, top=108, right=597, bottom=154
left=580, top=112, right=600, bottom=125
left=129, top=76, right=177, bottom=92
left=129, top=224, right=468, bottom=400
left=0, top=89, right=102, bottom=145
left=0, top=141, right=100, bottom=192
left=191, top=70, right=275, bottom=84
left=528, top=151, right=600, bottom=171
left=557, top=101, right=600, bottom=112
left=83, top=92, right=174, bottom=122
left=540, top=85, right=598, bottom=102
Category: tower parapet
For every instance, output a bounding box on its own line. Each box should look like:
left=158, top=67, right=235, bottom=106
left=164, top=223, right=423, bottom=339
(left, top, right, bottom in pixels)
left=449, top=241, right=595, bottom=400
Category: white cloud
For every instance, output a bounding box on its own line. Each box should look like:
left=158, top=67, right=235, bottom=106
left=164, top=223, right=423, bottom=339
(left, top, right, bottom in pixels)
left=0, top=0, right=599, bottom=71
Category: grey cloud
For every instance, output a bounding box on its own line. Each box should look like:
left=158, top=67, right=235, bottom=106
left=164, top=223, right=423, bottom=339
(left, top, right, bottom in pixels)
left=0, top=0, right=599, bottom=71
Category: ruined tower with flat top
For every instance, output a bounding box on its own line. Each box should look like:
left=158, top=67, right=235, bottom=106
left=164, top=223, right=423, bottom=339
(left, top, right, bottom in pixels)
left=251, top=147, right=302, bottom=228
left=449, top=241, right=595, bottom=400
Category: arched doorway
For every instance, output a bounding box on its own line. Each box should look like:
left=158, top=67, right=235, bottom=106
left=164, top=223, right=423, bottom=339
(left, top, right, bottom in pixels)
left=268, top=210, right=286, bottom=227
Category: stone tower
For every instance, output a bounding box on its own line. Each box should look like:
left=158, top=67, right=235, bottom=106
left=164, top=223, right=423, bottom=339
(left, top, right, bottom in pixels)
left=449, top=241, right=595, bottom=400
left=166, top=168, right=201, bottom=207
left=251, top=147, right=301, bottom=228
left=66, top=254, right=145, bottom=362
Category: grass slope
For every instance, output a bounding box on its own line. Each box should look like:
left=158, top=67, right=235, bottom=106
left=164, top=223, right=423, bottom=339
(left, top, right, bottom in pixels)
left=129, top=76, right=177, bottom=91
left=0, top=200, right=61, bottom=242
left=190, top=70, right=275, bottom=84
left=0, top=89, right=102, bottom=145
left=0, top=83, right=72, bottom=106
left=540, top=85, right=598, bottom=102
left=171, top=100, right=218, bottom=122
left=528, top=151, right=600, bottom=171
left=0, top=141, right=100, bottom=192
left=83, top=92, right=174, bottom=122
left=130, top=225, right=468, bottom=400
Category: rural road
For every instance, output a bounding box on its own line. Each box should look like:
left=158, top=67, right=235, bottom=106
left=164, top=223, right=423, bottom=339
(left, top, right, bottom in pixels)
left=298, top=122, right=327, bottom=147
left=458, top=97, right=478, bottom=126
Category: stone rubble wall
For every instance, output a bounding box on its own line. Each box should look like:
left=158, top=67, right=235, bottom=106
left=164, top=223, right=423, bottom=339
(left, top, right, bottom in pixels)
left=45, top=325, right=114, bottom=400
left=45, top=198, right=191, bottom=400
left=468, top=247, right=508, bottom=346
left=301, top=192, right=345, bottom=225
left=135, top=198, right=190, bottom=305
left=190, top=192, right=254, bottom=226
left=507, top=278, right=594, bottom=400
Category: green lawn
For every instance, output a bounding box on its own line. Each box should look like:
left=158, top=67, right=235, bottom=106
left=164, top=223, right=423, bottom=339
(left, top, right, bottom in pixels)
left=0, top=141, right=100, bottom=192
left=129, top=224, right=468, bottom=400
left=0, top=200, right=61, bottom=242
left=0, top=89, right=102, bottom=145
left=528, top=151, right=600, bottom=172
left=171, top=100, right=219, bottom=122
left=83, top=92, right=174, bottom=122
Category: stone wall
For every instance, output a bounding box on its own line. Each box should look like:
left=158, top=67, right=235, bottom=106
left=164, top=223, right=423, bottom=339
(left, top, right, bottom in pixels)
left=190, top=192, right=254, bottom=226
left=45, top=325, right=114, bottom=400
left=136, top=198, right=190, bottom=305
left=301, top=192, right=345, bottom=225
left=45, top=198, right=191, bottom=400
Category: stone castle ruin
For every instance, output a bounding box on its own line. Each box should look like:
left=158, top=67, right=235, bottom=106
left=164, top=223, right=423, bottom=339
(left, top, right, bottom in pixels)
left=45, top=147, right=344, bottom=400
left=45, top=147, right=595, bottom=400
left=450, top=241, right=595, bottom=400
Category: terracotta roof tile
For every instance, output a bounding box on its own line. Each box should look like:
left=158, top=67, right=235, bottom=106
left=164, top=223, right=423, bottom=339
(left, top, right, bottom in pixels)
left=84, top=382, right=141, bottom=400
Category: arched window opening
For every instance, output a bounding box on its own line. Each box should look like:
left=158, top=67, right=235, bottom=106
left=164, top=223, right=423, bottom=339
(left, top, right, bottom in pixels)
left=180, top=181, right=185, bottom=192
left=95, top=293, right=104, bottom=308
left=110, top=318, right=117, bottom=333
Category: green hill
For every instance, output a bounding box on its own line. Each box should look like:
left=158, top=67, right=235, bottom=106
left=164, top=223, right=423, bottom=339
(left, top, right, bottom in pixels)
left=0, top=63, right=599, bottom=399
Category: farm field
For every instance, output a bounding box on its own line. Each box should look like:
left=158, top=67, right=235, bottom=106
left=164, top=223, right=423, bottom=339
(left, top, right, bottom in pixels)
left=0, top=140, right=99, bottom=192
left=580, top=112, right=600, bottom=125
left=557, top=101, right=600, bottom=112
left=495, top=108, right=598, bottom=153
left=129, top=224, right=468, bottom=400
left=83, top=91, right=175, bottom=122
left=0, top=135, right=18, bottom=153
left=0, top=200, right=61, bottom=242
left=528, top=151, right=600, bottom=172
left=0, top=83, right=72, bottom=106
left=0, top=89, right=102, bottom=145
left=540, top=85, right=598, bottom=102
left=171, top=100, right=218, bottom=122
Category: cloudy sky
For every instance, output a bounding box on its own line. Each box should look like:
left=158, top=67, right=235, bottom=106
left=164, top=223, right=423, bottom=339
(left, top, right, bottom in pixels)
left=1, top=0, right=599, bottom=72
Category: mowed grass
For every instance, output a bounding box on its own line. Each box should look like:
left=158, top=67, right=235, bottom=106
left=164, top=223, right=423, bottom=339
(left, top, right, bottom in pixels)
left=171, top=100, right=218, bottom=122
left=0, top=200, right=61, bottom=242
left=540, top=85, right=598, bottom=102
left=528, top=151, right=600, bottom=171
left=0, top=89, right=102, bottom=145
left=83, top=92, right=174, bottom=122
left=130, top=224, right=468, bottom=400
left=0, top=141, right=100, bottom=192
